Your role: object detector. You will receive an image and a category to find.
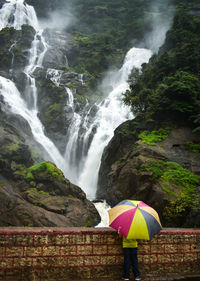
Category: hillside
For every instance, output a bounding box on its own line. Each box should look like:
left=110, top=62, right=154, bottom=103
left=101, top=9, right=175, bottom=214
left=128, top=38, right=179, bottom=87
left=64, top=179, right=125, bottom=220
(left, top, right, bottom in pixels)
left=0, top=0, right=199, bottom=227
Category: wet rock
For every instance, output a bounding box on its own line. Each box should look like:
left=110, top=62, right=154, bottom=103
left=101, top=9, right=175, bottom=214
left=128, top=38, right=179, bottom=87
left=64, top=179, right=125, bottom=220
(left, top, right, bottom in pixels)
left=0, top=119, right=100, bottom=227
left=97, top=122, right=200, bottom=227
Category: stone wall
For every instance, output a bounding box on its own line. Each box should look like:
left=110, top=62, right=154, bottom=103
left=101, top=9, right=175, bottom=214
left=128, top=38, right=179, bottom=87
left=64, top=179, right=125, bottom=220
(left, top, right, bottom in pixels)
left=0, top=228, right=199, bottom=280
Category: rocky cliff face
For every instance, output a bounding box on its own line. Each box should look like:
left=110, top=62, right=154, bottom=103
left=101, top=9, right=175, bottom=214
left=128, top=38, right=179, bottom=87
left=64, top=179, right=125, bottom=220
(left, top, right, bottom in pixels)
left=0, top=119, right=100, bottom=227
left=0, top=3, right=100, bottom=227
left=97, top=121, right=200, bottom=227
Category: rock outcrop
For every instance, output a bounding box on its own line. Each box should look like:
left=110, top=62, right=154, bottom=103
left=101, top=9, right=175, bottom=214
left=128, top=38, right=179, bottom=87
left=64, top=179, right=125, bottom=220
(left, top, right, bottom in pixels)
left=96, top=121, right=200, bottom=227
left=0, top=120, right=100, bottom=227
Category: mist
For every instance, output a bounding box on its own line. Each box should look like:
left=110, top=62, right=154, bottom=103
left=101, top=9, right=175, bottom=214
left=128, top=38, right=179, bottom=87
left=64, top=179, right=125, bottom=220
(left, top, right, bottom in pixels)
left=143, top=0, right=174, bottom=53
left=39, top=9, right=75, bottom=31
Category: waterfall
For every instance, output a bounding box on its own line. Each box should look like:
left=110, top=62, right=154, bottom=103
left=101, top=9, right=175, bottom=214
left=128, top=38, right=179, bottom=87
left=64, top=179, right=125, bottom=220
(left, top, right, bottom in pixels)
left=0, top=0, right=66, bottom=171
left=0, top=0, right=152, bottom=203
left=0, top=0, right=39, bottom=31
left=64, top=87, right=83, bottom=180
left=0, top=76, right=66, bottom=170
left=76, top=48, right=152, bottom=199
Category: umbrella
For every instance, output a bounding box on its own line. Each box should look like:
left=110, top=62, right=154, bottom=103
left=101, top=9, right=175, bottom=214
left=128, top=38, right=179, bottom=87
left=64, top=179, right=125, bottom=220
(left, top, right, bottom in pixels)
left=108, top=199, right=162, bottom=240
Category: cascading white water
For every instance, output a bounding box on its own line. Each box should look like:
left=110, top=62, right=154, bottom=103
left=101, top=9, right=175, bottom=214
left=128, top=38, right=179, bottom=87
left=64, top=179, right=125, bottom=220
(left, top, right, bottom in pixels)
left=0, top=0, right=152, bottom=206
left=0, top=76, right=66, bottom=170
left=64, top=87, right=83, bottom=180
left=46, top=69, right=64, bottom=87
left=77, top=48, right=152, bottom=199
left=0, top=0, right=39, bottom=30
left=0, top=0, right=66, bottom=171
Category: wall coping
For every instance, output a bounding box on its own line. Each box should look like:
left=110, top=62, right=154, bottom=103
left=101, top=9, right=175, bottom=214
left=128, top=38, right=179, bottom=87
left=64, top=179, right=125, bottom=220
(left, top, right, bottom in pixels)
left=0, top=227, right=199, bottom=235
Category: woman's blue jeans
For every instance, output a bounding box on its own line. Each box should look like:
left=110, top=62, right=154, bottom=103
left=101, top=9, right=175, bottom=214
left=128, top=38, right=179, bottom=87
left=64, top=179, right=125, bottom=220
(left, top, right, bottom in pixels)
left=123, top=247, right=140, bottom=279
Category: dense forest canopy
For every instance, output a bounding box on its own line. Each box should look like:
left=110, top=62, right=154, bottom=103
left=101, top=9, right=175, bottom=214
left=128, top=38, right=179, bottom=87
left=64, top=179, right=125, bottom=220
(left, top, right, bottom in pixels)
left=26, top=0, right=173, bottom=76
left=124, top=0, right=200, bottom=132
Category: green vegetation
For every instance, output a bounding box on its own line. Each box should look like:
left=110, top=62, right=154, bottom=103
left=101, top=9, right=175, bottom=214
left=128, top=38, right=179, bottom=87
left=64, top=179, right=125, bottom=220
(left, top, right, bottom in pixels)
left=186, top=141, right=200, bottom=153
left=26, top=161, right=64, bottom=182
left=26, top=0, right=172, bottom=77
left=138, top=128, right=170, bottom=146
left=141, top=159, right=200, bottom=226
left=124, top=5, right=200, bottom=131
left=27, top=187, right=49, bottom=195
left=141, top=160, right=199, bottom=190
left=163, top=194, right=200, bottom=227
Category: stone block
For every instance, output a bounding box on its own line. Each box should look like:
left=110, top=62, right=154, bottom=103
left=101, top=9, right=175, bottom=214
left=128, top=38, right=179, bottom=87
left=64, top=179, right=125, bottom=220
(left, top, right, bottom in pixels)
left=93, top=245, right=107, bottom=255
left=85, top=233, right=102, bottom=244
left=183, top=253, right=197, bottom=262
left=33, top=235, right=48, bottom=246
left=101, top=255, right=116, bottom=265
left=115, top=254, right=124, bottom=265
left=101, top=234, right=118, bottom=244
left=67, top=256, right=84, bottom=266
left=46, top=234, right=57, bottom=246
left=184, top=234, right=197, bottom=243
left=165, top=244, right=178, bottom=253
left=60, top=245, right=76, bottom=256
left=0, top=235, right=14, bottom=246
left=69, top=234, right=85, bottom=244
left=51, top=256, right=67, bottom=266
left=107, top=244, right=122, bottom=254
left=55, top=234, right=69, bottom=245
left=43, top=246, right=60, bottom=256
left=13, top=257, right=32, bottom=267
left=24, top=246, right=42, bottom=257
left=32, top=257, right=51, bottom=267
left=170, top=253, right=184, bottom=263
left=143, top=254, right=157, bottom=264
left=151, top=244, right=165, bottom=253
left=15, top=235, right=33, bottom=246
left=84, top=255, right=101, bottom=266
left=138, top=244, right=151, bottom=254
left=191, top=242, right=200, bottom=252
left=177, top=243, right=191, bottom=252
left=157, top=253, right=171, bottom=263
left=172, top=235, right=185, bottom=243
left=6, top=246, right=23, bottom=257
left=77, top=245, right=92, bottom=255
left=156, top=234, right=172, bottom=244
left=0, top=257, right=13, bottom=269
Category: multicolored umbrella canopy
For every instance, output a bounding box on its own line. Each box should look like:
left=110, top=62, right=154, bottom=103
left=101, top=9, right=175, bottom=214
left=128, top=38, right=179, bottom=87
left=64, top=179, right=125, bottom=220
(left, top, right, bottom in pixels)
left=108, top=200, right=162, bottom=240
